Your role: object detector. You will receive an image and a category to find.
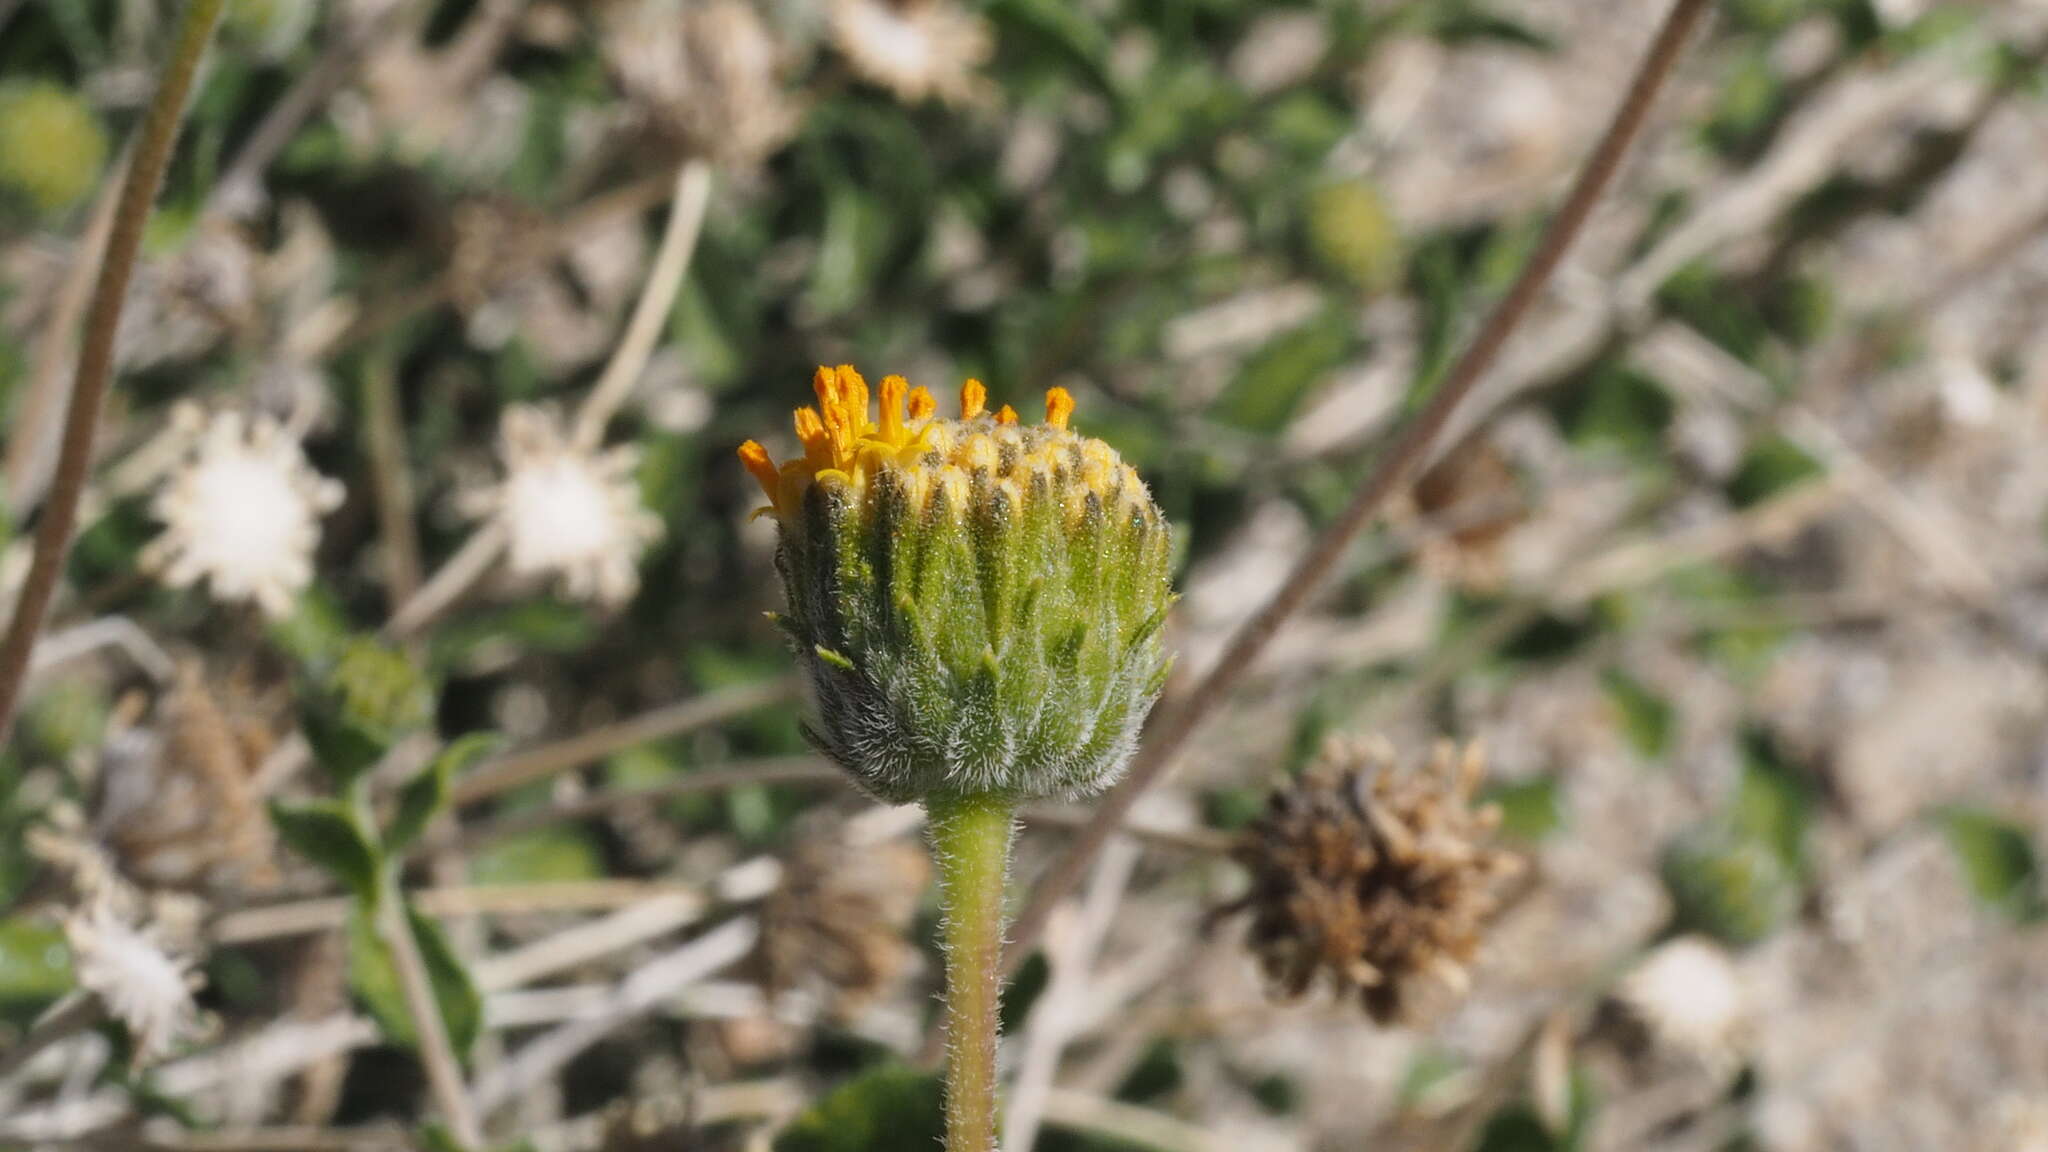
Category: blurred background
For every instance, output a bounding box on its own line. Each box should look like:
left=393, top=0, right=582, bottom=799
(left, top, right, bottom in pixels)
left=3, top=0, right=2048, bottom=1149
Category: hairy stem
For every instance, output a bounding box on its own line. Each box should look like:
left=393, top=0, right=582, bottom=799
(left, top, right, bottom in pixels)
left=999, top=0, right=1715, bottom=979
left=0, top=0, right=224, bottom=745
left=928, top=794, right=1017, bottom=1152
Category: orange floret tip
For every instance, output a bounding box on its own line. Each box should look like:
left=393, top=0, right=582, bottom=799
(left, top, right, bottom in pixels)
left=960, top=379, right=987, bottom=421
left=836, top=365, right=869, bottom=419
left=738, top=440, right=780, bottom=502
left=908, top=386, right=937, bottom=423
left=996, top=405, right=1019, bottom=426
left=879, top=375, right=908, bottom=442
left=1045, top=387, right=1075, bottom=430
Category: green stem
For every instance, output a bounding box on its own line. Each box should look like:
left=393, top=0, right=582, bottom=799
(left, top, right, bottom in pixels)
left=928, top=793, right=1017, bottom=1152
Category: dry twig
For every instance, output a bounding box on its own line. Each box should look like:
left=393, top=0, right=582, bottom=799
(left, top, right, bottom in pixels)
left=1000, top=0, right=1717, bottom=977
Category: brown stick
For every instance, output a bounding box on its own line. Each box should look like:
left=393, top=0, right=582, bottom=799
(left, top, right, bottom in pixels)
left=4, top=142, right=128, bottom=513
left=448, top=677, right=799, bottom=806
left=0, top=0, right=226, bottom=746
left=999, top=0, right=1716, bottom=977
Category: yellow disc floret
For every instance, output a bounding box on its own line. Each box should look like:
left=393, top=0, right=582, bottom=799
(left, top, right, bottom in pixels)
left=739, top=368, right=1148, bottom=527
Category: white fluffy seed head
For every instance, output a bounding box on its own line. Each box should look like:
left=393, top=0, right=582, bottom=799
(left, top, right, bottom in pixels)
left=1619, top=935, right=1747, bottom=1066
left=479, top=406, right=663, bottom=606
left=64, top=900, right=203, bottom=1064
left=142, top=407, right=342, bottom=618
left=828, top=0, right=991, bottom=106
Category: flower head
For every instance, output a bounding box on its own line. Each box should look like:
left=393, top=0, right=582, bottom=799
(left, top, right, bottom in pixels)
left=828, top=0, right=992, bottom=106
left=472, top=405, right=663, bottom=607
left=64, top=899, right=204, bottom=1064
left=142, top=408, right=343, bottom=618
left=740, top=368, right=1173, bottom=803
left=1216, top=738, right=1521, bottom=1024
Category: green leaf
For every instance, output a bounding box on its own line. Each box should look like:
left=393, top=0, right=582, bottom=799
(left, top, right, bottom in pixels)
left=468, top=827, right=604, bottom=886
left=1726, top=434, right=1824, bottom=509
left=1940, top=808, right=2045, bottom=922
left=1213, top=304, right=1349, bottom=433
left=388, top=733, right=500, bottom=853
left=1550, top=360, right=1674, bottom=461
left=1427, top=3, right=1557, bottom=50
left=298, top=698, right=390, bottom=792
left=1481, top=778, right=1561, bottom=843
left=804, top=184, right=889, bottom=320
left=774, top=1066, right=945, bottom=1152
left=271, top=799, right=381, bottom=902
left=1601, top=669, right=1673, bottom=759
left=0, top=917, right=71, bottom=1005
left=987, top=0, right=1116, bottom=97
left=1735, top=733, right=1812, bottom=873
left=347, top=902, right=483, bottom=1060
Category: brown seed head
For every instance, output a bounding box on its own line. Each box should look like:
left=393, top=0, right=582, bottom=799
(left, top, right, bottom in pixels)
left=94, top=662, right=280, bottom=898
left=1218, top=736, right=1521, bottom=1024
left=755, top=817, right=929, bottom=1021
left=603, top=0, right=800, bottom=167
left=447, top=194, right=554, bottom=316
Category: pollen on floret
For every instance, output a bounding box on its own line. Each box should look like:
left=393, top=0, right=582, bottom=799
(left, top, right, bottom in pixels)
left=1045, top=387, right=1075, bottom=431
left=908, top=386, right=937, bottom=423
left=960, top=379, right=987, bottom=421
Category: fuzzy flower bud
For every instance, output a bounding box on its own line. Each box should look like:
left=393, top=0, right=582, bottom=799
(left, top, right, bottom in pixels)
left=740, top=368, right=1174, bottom=804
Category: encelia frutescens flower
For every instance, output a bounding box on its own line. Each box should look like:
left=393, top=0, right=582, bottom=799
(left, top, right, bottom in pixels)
left=740, top=366, right=1174, bottom=805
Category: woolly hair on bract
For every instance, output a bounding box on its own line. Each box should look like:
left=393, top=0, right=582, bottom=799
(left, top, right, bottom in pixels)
left=740, top=368, right=1175, bottom=805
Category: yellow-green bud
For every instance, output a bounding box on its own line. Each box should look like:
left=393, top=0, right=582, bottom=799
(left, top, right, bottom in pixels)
left=741, top=368, right=1175, bottom=805
left=0, top=82, right=108, bottom=217
left=1306, top=178, right=1401, bottom=293
left=300, top=637, right=434, bottom=786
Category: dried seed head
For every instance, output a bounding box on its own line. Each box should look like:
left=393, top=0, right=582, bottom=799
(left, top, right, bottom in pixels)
left=93, top=663, right=280, bottom=896
left=1390, top=432, right=1524, bottom=594
left=603, top=0, right=800, bottom=166
left=740, top=369, right=1175, bottom=804
left=756, top=818, right=929, bottom=1021
left=1218, top=737, right=1521, bottom=1024
left=446, top=194, right=554, bottom=316
left=828, top=0, right=993, bottom=106
left=597, top=1092, right=709, bottom=1152
left=23, top=664, right=282, bottom=908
